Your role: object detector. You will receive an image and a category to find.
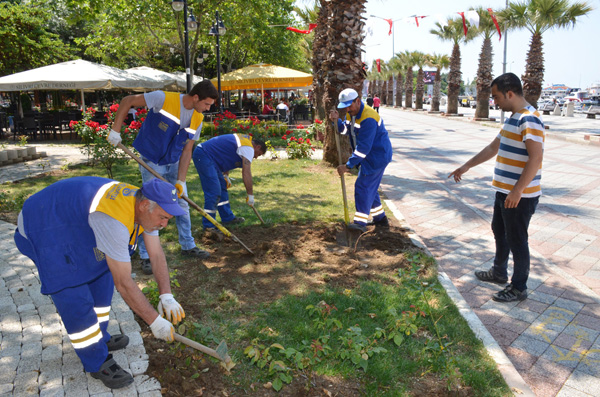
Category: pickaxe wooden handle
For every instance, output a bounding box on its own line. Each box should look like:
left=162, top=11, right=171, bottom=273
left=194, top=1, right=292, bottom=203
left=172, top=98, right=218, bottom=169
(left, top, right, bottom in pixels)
left=250, top=205, right=265, bottom=225
left=174, top=333, right=236, bottom=371
left=117, top=143, right=254, bottom=255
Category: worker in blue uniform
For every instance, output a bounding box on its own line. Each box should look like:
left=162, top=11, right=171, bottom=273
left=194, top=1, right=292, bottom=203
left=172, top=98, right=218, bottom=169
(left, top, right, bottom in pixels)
left=192, top=133, right=266, bottom=233
left=108, top=80, right=218, bottom=274
left=329, top=88, right=393, bottom=232
left=14, top=177, right=187, bottom=389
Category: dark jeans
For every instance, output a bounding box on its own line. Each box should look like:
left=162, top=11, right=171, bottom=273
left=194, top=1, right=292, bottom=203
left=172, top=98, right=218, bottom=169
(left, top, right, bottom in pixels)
left=491, top=192, right=539, bottom=292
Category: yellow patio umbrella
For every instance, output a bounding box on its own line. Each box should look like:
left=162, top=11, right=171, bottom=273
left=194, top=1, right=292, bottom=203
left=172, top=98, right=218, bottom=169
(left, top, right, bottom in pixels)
left=212, top=63, right=312, bottom=91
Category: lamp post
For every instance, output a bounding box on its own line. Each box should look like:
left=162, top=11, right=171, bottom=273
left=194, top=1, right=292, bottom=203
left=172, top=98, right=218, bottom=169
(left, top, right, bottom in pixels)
left=209, top=11, right=226, bottom=114
left=172, top=0, right=198, bottom=93
left=196, top=45, right=209, bottom=78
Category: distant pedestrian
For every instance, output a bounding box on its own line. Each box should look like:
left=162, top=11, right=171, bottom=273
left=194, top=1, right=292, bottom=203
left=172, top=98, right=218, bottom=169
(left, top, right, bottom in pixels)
left=373, top=95, right=380, bottom=113
left=448, top=72, right=545, bottom=302
left=366, top=96, right=374, bottom=107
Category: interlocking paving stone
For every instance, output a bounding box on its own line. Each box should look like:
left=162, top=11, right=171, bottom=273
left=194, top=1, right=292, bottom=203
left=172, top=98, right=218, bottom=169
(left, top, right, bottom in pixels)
left=540, top=345, right=583, bottom=369
left=529, top=290, right=560, bottom=305
left=553, top=332, right=594, bottom=355
left=563, top=370, right=600, bottom=394
left=555, top=385, right=590, bottom=397
left=553, top=297, right=586, bottom=313
left=507, top=306, right=539, bottom=323
left=573, top=313, right=600, bottom=330
left=575, top=347, right=600, bottom=377
left=512, top=334, right=551, bottom=356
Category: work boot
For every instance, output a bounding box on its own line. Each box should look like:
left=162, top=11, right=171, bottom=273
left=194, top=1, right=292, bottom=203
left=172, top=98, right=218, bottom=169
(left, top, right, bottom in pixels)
left=223, top=217, right=245, bottom=225
left=181, top=247, right=210, bottom=259
left=140, top=258, right=152, bottom=275
left=475, top=268, right=508, bottom=285
left=492, top=284, right=528, bottom=302
left=90, top=354, right=134, bottom=389
left=373, top=216, right=390, bottom=229
left=106, top=334, right=129, bottom=352
left=347, top=223, right=367, bottom=233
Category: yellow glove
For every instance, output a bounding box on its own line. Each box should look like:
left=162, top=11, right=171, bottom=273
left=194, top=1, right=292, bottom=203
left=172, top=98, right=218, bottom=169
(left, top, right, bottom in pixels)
left=224, top=175, right=232, bottom=189
left=175, top=180, right=186, bottom=198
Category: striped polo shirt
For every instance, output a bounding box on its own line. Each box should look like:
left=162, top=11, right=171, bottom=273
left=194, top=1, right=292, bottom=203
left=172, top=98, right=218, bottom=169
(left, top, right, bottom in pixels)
left=492, top=105, right=545, bottom=198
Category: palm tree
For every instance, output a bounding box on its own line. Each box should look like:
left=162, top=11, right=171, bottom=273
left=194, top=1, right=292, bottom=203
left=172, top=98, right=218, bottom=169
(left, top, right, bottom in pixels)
left=430, top=18, right=477, bottom=114
left=389, top=52, right=408, bottom=108
left=498, top=0, right=592, bottom=108
left=426, top=53, right=450, bottom=112
left=472, top=7, right=497, bottom=119
left=317, top=0, right=367, bottom=166
left=412, top=51, right=429, bottom=110
left=311, top=0, right=329, bottom=121
left=402, top=51, right=418, bottom=109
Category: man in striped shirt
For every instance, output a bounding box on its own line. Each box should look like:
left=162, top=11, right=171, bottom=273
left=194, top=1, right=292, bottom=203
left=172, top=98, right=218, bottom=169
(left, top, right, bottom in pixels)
left=449, top=73, right=544, bottom=302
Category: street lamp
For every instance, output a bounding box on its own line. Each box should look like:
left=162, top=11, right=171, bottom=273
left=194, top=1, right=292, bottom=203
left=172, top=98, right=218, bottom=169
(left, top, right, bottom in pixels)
left=209, top=11, right=226, bottom=114
left=172, top=0, right=198, bottom=93
left=196, top=45, right=209, bottom=78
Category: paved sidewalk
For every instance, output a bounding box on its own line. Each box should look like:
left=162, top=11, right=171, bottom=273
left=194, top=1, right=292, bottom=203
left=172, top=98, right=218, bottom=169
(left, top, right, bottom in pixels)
left=380, top=106, right=600, bottom=396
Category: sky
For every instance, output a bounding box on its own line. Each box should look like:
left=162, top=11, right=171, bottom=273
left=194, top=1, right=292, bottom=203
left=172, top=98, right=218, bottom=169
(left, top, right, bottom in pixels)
left=295, top=0, right=600, bottom=90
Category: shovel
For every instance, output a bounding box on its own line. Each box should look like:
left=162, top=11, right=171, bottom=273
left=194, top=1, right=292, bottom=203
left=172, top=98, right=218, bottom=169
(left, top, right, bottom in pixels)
left=174, top=333, right=236, bottom=371
left=332, top=120, right=352, bottom=246
left=117, top=143, right=254, bottom=255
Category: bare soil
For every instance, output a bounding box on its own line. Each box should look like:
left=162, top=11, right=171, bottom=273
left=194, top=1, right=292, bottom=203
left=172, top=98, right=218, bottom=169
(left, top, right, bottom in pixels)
left=138, top=221, right=428, bottom=396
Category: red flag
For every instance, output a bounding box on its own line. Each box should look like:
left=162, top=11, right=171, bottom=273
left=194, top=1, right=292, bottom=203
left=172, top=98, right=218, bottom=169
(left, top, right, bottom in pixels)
left=384, top=18, right=393, bottom=35
left=376, top=59, right=381, bottom=73
left=487, top=8, right=502, bottom=41
left=457, top=12, right=468, bottom=37
left=286, top=23, right=317, bottom=34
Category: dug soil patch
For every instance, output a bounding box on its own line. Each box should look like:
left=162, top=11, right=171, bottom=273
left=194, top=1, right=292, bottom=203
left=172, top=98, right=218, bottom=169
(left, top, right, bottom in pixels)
left=140, top=221, right=416, bottom=396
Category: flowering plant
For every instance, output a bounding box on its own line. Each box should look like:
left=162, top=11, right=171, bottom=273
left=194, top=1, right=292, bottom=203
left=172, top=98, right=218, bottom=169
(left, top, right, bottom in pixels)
left=69, top=104, right=145, bottom=178
left=306, top=118, right=325, bottom=142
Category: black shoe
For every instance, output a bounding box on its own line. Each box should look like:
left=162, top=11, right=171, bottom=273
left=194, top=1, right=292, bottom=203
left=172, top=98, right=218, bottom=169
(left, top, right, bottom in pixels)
left=91, top=354, right=134, bottom=389
left=182, top=247, right=210, bottom=259
left=106, top=334, right=129, bottom=352
left=140, top=258, right=152, bottom=275
left=347, top=223, right=367, bottom=233
left=475, top=268, right=508, bottom=284
left=492, top=284, right=528, bottom=302
left=373, top=216, right=389, bottom=229
left=223, top=217, right=245, bottom=225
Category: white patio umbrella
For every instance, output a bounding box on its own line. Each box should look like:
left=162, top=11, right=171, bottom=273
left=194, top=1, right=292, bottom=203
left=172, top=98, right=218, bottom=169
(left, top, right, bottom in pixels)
left=0, top=59, right=165, bottom=108
left=171, top=72, right=204, bottom=92
left=125, top=66, right=181, bottom=91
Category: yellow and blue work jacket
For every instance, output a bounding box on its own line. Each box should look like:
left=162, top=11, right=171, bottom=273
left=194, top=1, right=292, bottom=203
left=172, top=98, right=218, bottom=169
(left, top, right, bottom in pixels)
left=14, top=177, right=143, bottom=295
left=199, top=133, right=253, bottom=172
left=133, top=92, right=204, bottom=165
left=336, top=102, right=392, bottom=174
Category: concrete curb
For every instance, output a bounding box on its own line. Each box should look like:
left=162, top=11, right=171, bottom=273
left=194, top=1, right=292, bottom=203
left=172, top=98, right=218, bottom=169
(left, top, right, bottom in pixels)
left=384, top=198, right=536, bottom=396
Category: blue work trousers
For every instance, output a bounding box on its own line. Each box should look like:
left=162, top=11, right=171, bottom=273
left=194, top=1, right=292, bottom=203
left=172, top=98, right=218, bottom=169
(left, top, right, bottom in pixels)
left=192, top=147, right=236, bottom=229
left=353, top=166, right=387, bottom=226
left=491, top=192, right=539, bottom=292
left=51, top=271, right=114, bottom=372
left=137, top=157, right=196, bottom=259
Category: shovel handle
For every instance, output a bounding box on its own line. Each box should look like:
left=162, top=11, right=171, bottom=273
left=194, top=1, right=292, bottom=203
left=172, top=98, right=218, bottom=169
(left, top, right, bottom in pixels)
left=332, top=122, right=350, bottom=226
left=117, top=143, right=254, bottom=255
left=250, top=205, right=265, bottom=225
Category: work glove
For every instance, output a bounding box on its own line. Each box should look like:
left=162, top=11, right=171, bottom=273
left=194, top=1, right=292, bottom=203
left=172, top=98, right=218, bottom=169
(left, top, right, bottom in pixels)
left=158, top=293, right=185, bottom=324
left=107, top=129, right=122, bottom=147
left=150, top=316, right=175, bottom=342
left=223, top=175, right=232, bottom=189
left=175, top=180, right=186, bottom=198
left=246, top=194, right=255, bottom=207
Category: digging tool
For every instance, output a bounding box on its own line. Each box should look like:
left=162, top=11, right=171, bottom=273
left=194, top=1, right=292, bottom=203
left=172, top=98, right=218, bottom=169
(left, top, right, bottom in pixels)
left=117, top=143, right=254, bottom=255
left=174, top=333, right=236, bottom=371
left=250, top=205, right=265, bottom=225
left=332, top=120, right=352, bottom=245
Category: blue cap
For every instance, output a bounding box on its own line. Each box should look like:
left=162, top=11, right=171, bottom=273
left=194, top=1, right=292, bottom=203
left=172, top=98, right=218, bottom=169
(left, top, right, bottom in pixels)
left=140, top=179, right=185, bottom=216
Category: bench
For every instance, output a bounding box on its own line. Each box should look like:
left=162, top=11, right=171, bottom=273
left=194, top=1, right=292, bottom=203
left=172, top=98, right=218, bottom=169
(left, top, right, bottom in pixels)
left=539, top=103, right=556, bottom=115
left=584, top=106, right=600, bottom=119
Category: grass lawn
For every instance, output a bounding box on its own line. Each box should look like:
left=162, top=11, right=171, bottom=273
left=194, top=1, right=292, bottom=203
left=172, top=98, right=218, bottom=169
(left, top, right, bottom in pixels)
left=0, top=155, right=511, bottom=396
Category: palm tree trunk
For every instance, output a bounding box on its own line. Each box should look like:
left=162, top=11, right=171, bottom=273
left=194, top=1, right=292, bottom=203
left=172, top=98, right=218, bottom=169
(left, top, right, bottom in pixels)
left=415, top=68, right=424, bottom=109
left=522, top=33, right=544, bottom=109
left=382, top=80, right=387, bottom=105
left=432, top=68, right=442, bottom=112
left=405, top=68, right=413, bottom=108
left=387, top=75, right=394, bottom=106
left=475, top=37, right=493, bottom=119
left=311, top=0, right=329, bottom=121
left=395, top=72, right=403, bottom=107
left=321, top=0, right=367, bottom=166
left=447, top=43, right=461, bottom=115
